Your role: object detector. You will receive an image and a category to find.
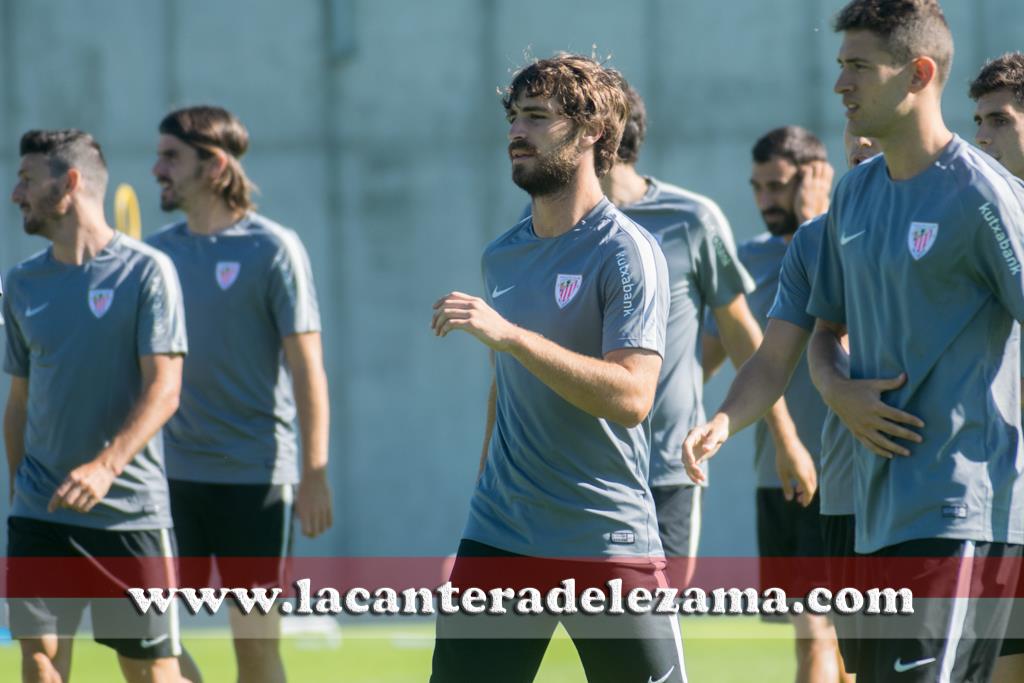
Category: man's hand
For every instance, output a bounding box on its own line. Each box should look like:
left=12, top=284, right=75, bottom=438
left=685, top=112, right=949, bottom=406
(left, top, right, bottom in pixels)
left=295, top=468, right=333, bottom=538
left=48, top=459, right=118, bottom=513
left=682, top=414, right=730, bottom=485
left=794, top=160, right=834, bottom=223
left=432, top=291, right=518, bottom=351
left=774, top=436, right=817, bottom=507
left=824, top=373, right=924, bottom=458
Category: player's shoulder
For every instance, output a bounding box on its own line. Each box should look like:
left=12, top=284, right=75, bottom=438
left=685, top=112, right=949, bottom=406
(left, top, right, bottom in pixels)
left=240, top=212, right=308, bottom=250
left=739, top=230, right=783, bottom=253
left=598, top=201, right=663, bottom=254
left=793, top=213, right=827, bottom=246
left=5, top=248, right=52, bottom=288
left=834, top=152, right=886, bottom=199
left=145, top=220, right=188, bottom=248
left=644, top=177, right=725, bottom=216
left=947, top=138, right=1024, bottom=209
left=484, top=215, right=533, bottom=255
left=111, top=233, right=181, bottom=282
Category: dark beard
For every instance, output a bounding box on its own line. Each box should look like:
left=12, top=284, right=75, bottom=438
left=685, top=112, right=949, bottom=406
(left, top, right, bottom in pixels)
left=511, top=139, right=579, bottom=197
left=763, top=209, right=799, bottom=237
left=23, top=186, right=62, bottom=235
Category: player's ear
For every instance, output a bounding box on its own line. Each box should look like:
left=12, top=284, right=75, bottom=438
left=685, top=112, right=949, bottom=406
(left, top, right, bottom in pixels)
left=577, top=122, right=603, bottom=148
left=908, top=56, right=938, bottom=93
left=206, top=149, right=230, bottom=182
left=63, top=167, right=81, bottom=195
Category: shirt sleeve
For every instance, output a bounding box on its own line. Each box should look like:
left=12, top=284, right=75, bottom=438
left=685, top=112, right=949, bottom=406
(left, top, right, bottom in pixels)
left=600, top=227, right=669, bottom=357
left=807, top=203, right=846, bottom=324
left=768, top=216, right=821, bottom=330
left=268, top=231, right=322, bottom=337
left=3, top=288, right=29, bottom=377
left=137, top=254, right=188, bottom=356
left=968, top=188, right=1024, bottom=322
left=693, top=203, right=755, bottom=309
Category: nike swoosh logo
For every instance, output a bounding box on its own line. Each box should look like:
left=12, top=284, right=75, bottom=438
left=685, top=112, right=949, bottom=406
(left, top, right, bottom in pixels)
left=491, top=285, right=515, bottom=298
left=893, top=656, right=935, bottom=673
left=648, top=665, right=675, bottom=683
left=140, top=634, right=169, bottom=649
left=840, top=230, right=865, bottom=246
left=25, top=303, right=49, bottom=317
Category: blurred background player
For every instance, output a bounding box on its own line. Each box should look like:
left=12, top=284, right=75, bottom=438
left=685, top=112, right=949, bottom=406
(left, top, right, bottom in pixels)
left=594, top=82, right=813, bottom=588
left=430, top=53, right=684, bottom=683
left=4, top=129, right=187, bottom=683
left=969, top=50, right=1024, bottom=683
left=809, top=1, right=1024, bottom=680
left=148, top=106, right=332, bottom=683
left=699, top=125, right=840, bottom=683
left=683, top=125, right=882, bottom=680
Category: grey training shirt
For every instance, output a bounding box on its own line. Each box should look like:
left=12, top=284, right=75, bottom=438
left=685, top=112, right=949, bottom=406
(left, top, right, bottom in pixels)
left=707, top=233, right=829, bottom=488
left=148, top=213, right=321, bottom=485
left=464, top=198, right=670, bottom=558
left=3, top=233, right=187, bottom=530
left=621, top=178, right=753, bottom=487
left=767, top=214, right=854, bottom=515
left=808, top=137, right=1024, bottom=553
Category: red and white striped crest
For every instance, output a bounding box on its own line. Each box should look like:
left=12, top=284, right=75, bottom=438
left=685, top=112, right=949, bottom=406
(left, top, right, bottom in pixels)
left=555, top=274, right=583, bottom=309
left=907, top=222, right=939, bottom=260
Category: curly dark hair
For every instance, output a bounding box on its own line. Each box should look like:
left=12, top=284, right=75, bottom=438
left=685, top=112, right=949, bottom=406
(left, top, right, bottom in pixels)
left=833, top=0, right=953, bottom=84
left=751, top=126, right=828, bottom=166
left=616, top=83, right=647, bottom=166
left=502, top=53, right=629, bottom=176
left=969, top=52, right=1024, bottom=105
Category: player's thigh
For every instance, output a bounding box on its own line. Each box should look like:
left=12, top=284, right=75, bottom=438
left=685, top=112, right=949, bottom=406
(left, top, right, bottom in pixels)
left=568, top=612, right=687, bottom=683
left=168, top=479, right=215, bottom=587
left=6, top=517, right=88, bottom=641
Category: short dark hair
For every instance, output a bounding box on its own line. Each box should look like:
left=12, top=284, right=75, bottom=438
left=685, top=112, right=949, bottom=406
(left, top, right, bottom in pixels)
left=502, top=53, right=629, bottom=176
left=159, top=105, right=256, bottom=212
left=616, top=84, right=647, bottom=165
left=751, top=126, right=828, bottom=166
left=969, top=52, right=1024, bottom=106
left=19, top=129, right=108, bottom=196
left=833, top=0, right=953, bottom=84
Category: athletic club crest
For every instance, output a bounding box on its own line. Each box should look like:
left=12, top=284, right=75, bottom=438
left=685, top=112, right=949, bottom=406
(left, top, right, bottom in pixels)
left=215, top=261, right=241, bottom=290
left=907, top=222, right=939, bottom=260
left=555, top=274, right=583, bottom=309
left=88, top=289, right=114, bottom=318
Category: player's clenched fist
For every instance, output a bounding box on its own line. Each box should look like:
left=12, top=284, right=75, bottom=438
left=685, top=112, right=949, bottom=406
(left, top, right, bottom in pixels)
left=682, top=414, right=730, bottom=485
left=431, top=291, right=519, bottom=351
left=48, top=460, right=117, bottom=513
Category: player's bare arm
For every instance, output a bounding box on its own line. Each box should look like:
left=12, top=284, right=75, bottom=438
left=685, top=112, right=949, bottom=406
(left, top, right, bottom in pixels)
left=701, top=333, right=727, bottom=382
left=687, top=316, right=816, bottom=504
left=4, top=376, right=28, bottom=503
left=283, top=331, right=333, bottom=538
left=49, top=353, right=183, bottom=514
left=432, top=291, right=661, bottom=427
left=713, top=297, right=816, bottom=505
left=478, top=376, right=497, bottom=477
left=808, top=318, right=924, bottom=458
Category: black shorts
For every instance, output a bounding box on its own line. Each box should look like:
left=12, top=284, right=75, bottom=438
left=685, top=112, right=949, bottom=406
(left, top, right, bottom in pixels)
left=999, top=548, right=1024, bottom=656
left=820, top=514, right=859, bottom=673
left=857, top=538, right=1021, bottom=683
left=652, top=484, right=701, bottom=588
left=169, top=480, right=295, bottom=588
left=6, top=516, right=181, bottom=660
left=756, top=488, right=827, bottom=586
left=430, top=539, right=687, bottom=683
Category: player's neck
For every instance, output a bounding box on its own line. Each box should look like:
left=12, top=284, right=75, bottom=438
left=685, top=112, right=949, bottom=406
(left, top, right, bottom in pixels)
left=530, top=173, right=606, bottom=239
left=185, top=196, right=247, bottom=236
left=879, top=106, right=953, bottom=181
left=600, top=164, right=649, bottom=207
left=49, top=204, right=116, bottom=266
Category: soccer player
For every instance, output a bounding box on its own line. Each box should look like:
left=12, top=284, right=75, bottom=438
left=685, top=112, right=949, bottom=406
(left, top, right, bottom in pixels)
left=594, top=83, right=816, bottom=587
left=969, top=50, right=1024, bottom=683
left=683, top=126, right=880, bottom=680
left=4, top=129, right=187, bottom=683
left=808, top=2, right=1024, bottom=680
left=695, top=125, right=844, bottom=682
left=148, top=106, right=332, bottom=683
left=430, top=53, right=684, bottom=683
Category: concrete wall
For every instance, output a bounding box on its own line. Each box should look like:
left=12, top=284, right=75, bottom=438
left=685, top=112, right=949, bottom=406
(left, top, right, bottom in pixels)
left=0, top=0, right=1021, bottom=557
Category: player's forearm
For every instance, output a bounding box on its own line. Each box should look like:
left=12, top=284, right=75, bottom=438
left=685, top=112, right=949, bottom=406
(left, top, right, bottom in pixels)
left=714, top=305, right=763, bottom=371
left=478, top=378, right=497, bottom=477
left=808, top=323, right=849, bottom=405
left=96, top=358, right=182, bottom=474
left=287, top=335, right=331, bottom=475
left=715, top=350, right=799, bottom=437
left=504, top=327, right=658, bottom=427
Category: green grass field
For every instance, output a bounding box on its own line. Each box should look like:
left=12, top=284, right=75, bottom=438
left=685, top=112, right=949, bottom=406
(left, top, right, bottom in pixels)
left=0, top=616, right=797, bottom=681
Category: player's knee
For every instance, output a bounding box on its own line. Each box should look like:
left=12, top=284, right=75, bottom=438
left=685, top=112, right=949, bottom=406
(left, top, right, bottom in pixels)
left=23, top=651, right=61, bottom=683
